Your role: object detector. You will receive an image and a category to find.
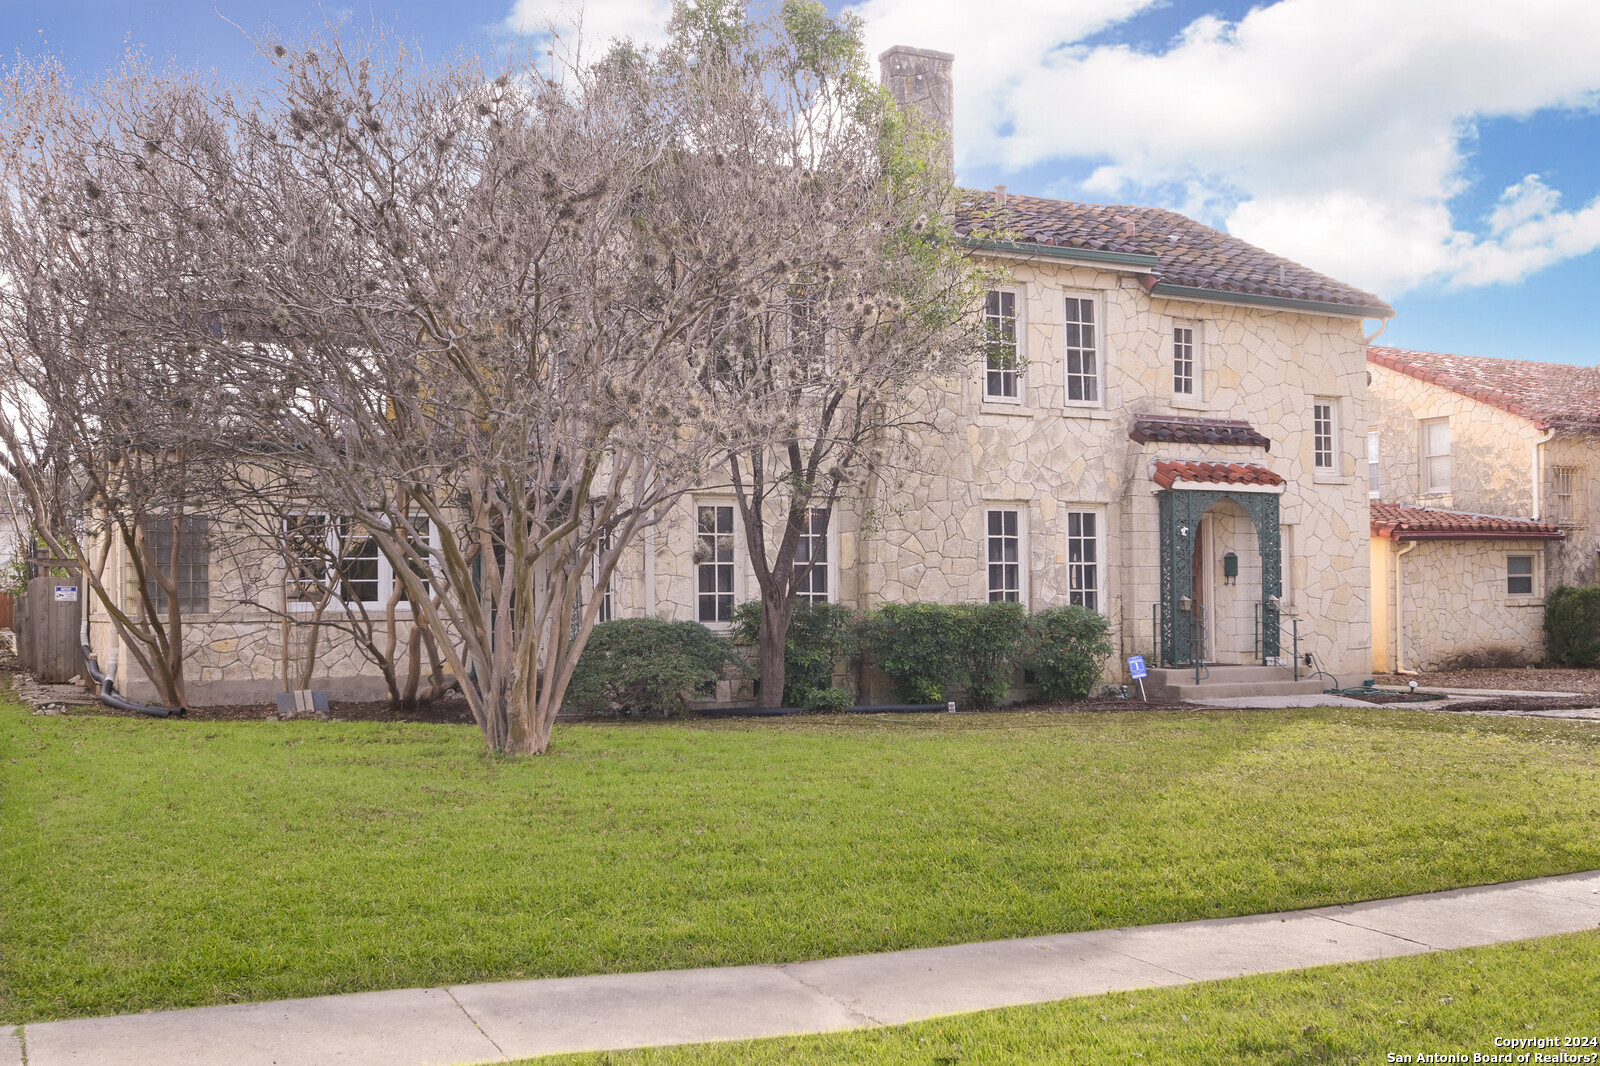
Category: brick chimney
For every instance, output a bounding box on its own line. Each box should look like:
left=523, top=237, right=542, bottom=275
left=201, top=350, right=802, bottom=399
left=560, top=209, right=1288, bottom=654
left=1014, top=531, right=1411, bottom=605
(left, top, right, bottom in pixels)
left=878, top=45, right=954, bottom=181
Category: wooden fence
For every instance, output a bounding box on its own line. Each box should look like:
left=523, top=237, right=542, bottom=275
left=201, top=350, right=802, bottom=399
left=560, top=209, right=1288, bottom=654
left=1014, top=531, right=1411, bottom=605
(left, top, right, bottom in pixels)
left=15, top=576, right=82, bottom=683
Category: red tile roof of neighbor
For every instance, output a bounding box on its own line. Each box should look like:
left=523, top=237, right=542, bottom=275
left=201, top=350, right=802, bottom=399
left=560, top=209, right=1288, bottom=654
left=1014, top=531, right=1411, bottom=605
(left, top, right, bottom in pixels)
left=1130, top=416, right=1271, bottom=449
left=1367, top=346, right=1600, bottom=433
left=1370, top=502, right=1565, bottom=541
left=956, top=192, right=1393, bottom=315
left=1152, top=461, right=1285, bottom=490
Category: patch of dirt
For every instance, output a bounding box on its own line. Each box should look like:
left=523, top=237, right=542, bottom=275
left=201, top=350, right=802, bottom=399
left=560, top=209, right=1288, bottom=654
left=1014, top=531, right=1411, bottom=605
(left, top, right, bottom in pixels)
left=36, top=692, right=477, bottom=725
left=1438, top=695, right=1600, bottom=715
left=1331, top=691, right=1443, bottom=705
left=1372, top=668, right=1600, bottom=695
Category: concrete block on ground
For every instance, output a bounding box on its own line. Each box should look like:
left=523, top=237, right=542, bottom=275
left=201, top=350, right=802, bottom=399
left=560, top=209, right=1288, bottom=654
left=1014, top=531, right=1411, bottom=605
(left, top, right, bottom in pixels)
left=781, top=934, right=1189, bottom=1026
left=3, top=1028, right=22, bottom=1066
left=448, top=964, right=869, bottom=1060
left=22, top=987, right=500, bottom=1066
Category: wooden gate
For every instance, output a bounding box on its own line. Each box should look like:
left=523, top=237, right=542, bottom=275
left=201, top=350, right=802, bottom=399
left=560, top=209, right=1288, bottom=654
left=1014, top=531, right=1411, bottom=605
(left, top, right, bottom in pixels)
left=15, top=576, right=82, bottom=683
left=0, top=592, right=13, bottom=631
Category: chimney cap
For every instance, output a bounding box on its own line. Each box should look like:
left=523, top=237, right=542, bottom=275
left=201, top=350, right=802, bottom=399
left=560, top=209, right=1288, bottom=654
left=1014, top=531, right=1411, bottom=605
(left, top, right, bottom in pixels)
left=878, top=45, right=955, bottom=63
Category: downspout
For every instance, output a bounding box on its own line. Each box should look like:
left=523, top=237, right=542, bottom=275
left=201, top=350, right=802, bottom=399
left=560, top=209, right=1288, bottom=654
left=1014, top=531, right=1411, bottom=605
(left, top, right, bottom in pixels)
left=1531, top=426, right=1556, bottom=519
left=1393, top=539, right=1418, bottom=674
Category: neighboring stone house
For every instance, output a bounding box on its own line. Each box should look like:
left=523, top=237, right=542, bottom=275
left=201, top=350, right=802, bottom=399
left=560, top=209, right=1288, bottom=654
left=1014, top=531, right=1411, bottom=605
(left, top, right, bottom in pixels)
left=86, top=45, right=1396, bottom=705
left=1369, top=502, right=1563, bottom=672
left=1367, top=345, right=1600, bottom=589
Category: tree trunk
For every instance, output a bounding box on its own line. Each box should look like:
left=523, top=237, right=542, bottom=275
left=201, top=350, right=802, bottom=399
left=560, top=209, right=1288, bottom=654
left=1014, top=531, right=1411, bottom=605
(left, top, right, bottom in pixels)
left=758, top=591, right=794, bottom=706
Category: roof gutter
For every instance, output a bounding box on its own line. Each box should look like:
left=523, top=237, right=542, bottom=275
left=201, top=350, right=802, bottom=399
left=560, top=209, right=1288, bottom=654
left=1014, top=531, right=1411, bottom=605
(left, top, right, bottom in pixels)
left=1144, top=280, right=1394, bottom=321
left=957, top=236, right=1159, bottom=271
left=1372, top=527, right=1565, bottom=542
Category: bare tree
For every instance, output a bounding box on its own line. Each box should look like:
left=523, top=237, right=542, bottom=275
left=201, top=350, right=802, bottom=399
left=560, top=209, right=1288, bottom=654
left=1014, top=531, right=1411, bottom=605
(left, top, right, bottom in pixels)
left=0, top=58, right=243, bottom=708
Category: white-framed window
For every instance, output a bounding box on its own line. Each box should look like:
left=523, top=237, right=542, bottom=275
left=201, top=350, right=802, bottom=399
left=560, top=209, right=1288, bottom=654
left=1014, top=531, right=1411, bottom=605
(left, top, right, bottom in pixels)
left=286, top=514, right=434, bottom=609
left=1312, top=400, right=1336, bottom=470
left=1064, top=508, right=1104, bottom=613
left=986, top=507, right=1023, bottom=603
left=696, top=503, right=737, bottom=623
left=1172, top=322, right=1196, bottom=397
left=794, top=507, right=832, bottom=604
left=1420, top=418, right=1451, bottom=494
left=1367, top=432, right=1381, bottom=498
left=1063, top=295, right=1099, bottom=405
left=1507, top=554, right=1535, bottom=596
left=983, top=289, right=1021, bottom=401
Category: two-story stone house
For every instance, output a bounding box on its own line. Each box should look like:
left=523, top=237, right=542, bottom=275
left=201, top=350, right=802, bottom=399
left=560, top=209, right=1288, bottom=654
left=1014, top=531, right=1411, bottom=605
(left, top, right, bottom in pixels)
left=88, top=46, right=1395, bottom=706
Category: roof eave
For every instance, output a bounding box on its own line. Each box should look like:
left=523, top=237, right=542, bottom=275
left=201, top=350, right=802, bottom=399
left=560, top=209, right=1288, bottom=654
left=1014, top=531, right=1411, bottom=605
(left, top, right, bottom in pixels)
left=1150, top=282, right=1393, bottom=321
left=958, top=236, right=1159, bottom=271
left=1373, top=527, right=1566, bottom=542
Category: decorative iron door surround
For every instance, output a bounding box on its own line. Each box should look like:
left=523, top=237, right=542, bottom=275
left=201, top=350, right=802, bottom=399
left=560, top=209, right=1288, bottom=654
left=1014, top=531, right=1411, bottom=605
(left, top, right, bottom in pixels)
left=1158, top=489, right=1282, bottom=666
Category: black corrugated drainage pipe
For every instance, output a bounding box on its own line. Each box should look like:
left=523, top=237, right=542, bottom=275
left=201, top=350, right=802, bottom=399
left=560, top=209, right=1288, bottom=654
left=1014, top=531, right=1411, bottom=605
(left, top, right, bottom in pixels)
left=79, top=624, right=185, bottom=718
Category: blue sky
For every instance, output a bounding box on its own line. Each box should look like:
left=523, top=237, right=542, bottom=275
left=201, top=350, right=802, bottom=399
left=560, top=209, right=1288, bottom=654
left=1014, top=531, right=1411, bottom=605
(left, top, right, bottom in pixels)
left=8, top=0, right=1600, bottom=365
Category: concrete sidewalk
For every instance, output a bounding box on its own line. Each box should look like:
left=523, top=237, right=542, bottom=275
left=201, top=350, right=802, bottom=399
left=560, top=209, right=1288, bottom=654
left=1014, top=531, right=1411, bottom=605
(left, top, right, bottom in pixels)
left=9, top=871, right=1600, bottom=1066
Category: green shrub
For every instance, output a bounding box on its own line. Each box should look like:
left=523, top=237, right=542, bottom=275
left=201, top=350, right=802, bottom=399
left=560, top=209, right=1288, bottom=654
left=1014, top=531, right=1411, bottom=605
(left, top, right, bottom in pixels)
left=565, top=618, right=742, bottom=715
left=805, top=686, right=855, bottom=713
left=733, top=599, right=860, bottom=707
left=1545, top=585, right=1600, bottom=666
left=1023, top=604, right=1114, bottom=700
left=863, top=600, right=1027, bottom=706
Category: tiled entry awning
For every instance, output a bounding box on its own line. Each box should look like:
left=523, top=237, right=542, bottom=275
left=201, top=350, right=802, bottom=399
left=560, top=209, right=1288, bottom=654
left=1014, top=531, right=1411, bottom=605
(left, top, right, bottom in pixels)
left=1152, top=460, right=1285, bottom=491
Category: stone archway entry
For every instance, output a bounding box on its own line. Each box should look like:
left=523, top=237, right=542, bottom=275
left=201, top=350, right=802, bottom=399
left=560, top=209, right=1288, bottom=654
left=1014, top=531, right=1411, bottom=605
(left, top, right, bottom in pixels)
left=1153, top=462, right=1286, bottom=668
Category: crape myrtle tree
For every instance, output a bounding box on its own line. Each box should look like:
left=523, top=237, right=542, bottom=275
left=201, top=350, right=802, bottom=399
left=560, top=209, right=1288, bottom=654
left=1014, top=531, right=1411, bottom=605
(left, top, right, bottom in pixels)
left=209, top=9, right=883, bottom=753
left=0, top=59, right=244, bottom=709
left=689, top=3, right=990, bottom=705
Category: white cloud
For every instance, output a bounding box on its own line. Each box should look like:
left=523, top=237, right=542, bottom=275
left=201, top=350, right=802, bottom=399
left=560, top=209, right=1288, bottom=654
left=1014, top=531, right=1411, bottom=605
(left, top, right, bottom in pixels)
left=503, top=0, right=674, bottom=55
left=846, top=0, right=1600, bottom=298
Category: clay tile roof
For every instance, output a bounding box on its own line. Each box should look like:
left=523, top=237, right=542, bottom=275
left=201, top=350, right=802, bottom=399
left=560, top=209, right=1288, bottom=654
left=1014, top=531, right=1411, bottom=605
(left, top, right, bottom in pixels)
left=1368, top=346, right=1600, bottom=434
left=1152, top=460, right=1285, bottom=491
left=1370, top=502, right=1565, bottom=541
left=956, top=192, right=1392, bottom=315
left=1130, top=416, right=1271, bottom=449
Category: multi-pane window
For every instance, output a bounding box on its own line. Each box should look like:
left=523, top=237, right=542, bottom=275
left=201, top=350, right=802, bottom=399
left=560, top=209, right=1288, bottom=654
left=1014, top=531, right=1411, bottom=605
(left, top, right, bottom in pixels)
left=983, top=290, right=1020, bottom=400
left=1551, top=466, right=1580, bottom=525
left=146, top=516, right=210, bottom=614
left=1368, top=432, right=1381, bottom=497
left=794, top=508, right=829, bottom=604
left=289, top=515, right=431, bottom=607
left=1507, top=555, right=1535, bottom=596
left=1172, top=324, right=1195, bottom=396
left=1312, top=402, right=1335, bottom=470
left=1063, top=296, right=1098, bottom=403
left=1421, top=418, right=1451, bottom=494
left=696, top=504, right=735, bottom=623
left=1065, top=510, right=1100, bottom=612
left=986, top=508, right=1021, bottom=603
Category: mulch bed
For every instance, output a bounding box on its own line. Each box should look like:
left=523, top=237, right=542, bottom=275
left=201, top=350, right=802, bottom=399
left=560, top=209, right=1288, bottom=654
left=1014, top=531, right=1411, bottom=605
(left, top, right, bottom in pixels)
left=1372, top=668, right=1600, bottom=695
left=1436, top=695, right=1600, bottom=715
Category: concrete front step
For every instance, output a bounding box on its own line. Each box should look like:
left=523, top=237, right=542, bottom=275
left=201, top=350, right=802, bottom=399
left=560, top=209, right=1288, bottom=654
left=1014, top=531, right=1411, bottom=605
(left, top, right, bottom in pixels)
left=1145, top=665, right=1326, bottom=701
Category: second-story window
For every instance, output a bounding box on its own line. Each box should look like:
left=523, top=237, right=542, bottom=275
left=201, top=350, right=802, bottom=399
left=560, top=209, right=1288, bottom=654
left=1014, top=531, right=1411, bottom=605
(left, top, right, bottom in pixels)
left=1064, top=296, right=1098, bottom=404
left=1420, top=418, right=1451, bottom=494
left=983, top=290, right=1020, bottom=400
left=1551, top=466, right=1580, bottom=525
left=1313, top=402, right=1336, bottom=470
left=1173, top=323, right=1195, bottom=396
left=1368, top=432, right=1381, bottom=497
left=696, top=504, right=736, bottom=623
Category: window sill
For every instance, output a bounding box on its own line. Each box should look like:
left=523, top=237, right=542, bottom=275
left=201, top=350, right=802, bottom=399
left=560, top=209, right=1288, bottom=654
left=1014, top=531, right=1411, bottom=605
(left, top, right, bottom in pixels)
left=1312, top=472, right=1353, bottom=485
left=1062, top=406, right=1114, bottom=421
left=1170, top=396, right=1208, bottom=411
left=979, top=402, right=1036, bottom=418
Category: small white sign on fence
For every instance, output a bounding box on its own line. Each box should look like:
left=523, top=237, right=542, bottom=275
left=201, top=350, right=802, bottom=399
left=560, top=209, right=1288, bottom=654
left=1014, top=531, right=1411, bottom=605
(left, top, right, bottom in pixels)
left=53, top=586, right=78, bottom=603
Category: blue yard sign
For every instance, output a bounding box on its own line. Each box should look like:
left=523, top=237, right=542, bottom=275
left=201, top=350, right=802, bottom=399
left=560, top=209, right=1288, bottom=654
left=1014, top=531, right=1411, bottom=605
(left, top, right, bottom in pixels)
left=1127, top=655, right=1147, bottom=679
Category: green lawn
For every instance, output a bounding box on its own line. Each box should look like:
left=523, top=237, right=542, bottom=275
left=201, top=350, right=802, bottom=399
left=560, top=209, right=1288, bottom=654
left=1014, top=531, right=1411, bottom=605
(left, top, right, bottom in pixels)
left=530, top=930, right=1600, bottom=1065
left=3, top=699, right=1599, bottom=1024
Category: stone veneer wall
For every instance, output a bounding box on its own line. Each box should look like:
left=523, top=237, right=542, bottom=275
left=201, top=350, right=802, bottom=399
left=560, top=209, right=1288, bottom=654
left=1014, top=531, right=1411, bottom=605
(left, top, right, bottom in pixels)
left=1370, top=535, right=1552, bottom=672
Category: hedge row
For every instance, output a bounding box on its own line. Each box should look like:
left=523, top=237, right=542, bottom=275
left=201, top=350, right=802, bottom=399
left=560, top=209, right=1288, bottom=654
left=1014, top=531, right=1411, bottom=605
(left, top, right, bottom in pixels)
left=567, top=601, right=1113, bottom=715
left=1545, top=584, right=1600, bottom=666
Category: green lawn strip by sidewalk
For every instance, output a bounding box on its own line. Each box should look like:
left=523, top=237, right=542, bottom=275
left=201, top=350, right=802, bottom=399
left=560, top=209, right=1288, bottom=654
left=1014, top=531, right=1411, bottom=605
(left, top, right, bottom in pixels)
left=528, top=930, right=1600, bottom=1065
left=3, top=701, right=1599, bottom=1023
